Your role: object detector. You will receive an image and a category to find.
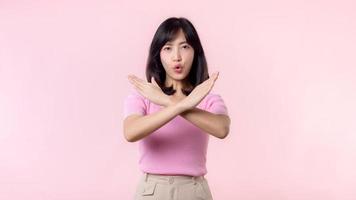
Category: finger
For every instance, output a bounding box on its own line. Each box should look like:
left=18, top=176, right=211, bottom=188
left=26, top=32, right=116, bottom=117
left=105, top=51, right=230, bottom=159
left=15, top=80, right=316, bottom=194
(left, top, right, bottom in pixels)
left=128, top=75, right=135, bottom=84
left=206, top=72, right=218, bottom=88
left=127, top=74, right=134, bottom=81
left=129, top=77, right=144, bottom=90
left=151, top=77, right=159, bottom=87
left=128, top=74, right=145, bottom=85
left=128, top=75, right=145, bottom=92
left=131, top=83, right=145, bottom=96
left=130, top=75, right=144, bottom=85
left=131, top=75, right=146, bottom=84
left=212, top=71, right=219, bottom=77
left=211, top=71, right=219, bottom=81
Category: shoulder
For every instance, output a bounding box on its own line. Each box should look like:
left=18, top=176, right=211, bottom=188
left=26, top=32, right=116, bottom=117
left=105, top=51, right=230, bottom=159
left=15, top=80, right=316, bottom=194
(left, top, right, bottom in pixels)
left=205, top=91, right=224, bottom=101
left=203, top=91, right=229, bottom=115
left=199, top=91, right=224, bottom=107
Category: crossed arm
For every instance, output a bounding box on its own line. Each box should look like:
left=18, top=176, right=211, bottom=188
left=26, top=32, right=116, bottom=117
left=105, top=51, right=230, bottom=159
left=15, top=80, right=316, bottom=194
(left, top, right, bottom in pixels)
left=179, top=107, right=230, bottom=139
left=123, top=73, right=230, bottom=142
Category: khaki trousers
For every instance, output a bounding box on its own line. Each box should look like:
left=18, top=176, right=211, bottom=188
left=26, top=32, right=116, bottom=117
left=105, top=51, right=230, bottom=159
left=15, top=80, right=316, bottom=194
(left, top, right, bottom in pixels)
left=134, top=172, right=213, bottom=200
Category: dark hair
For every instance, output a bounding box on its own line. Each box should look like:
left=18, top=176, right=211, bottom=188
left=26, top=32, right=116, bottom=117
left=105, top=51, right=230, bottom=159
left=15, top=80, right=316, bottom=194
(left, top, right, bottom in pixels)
left=146, top=17, right=209, bottom=96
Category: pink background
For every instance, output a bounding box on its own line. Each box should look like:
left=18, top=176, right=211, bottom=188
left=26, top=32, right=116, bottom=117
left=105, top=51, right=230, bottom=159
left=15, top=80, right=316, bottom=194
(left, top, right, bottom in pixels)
left=1, top=0, right=356, bottom=199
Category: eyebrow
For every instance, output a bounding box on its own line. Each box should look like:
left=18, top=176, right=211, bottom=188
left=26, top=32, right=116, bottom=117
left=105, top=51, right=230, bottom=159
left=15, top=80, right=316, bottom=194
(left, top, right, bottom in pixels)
left=165, top=41, right=188, bottom=45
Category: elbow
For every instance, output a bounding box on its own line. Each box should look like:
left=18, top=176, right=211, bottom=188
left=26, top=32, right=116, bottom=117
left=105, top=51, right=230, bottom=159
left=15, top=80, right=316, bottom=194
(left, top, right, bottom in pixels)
left=216, top=115, right=230, bottom=139
left=123, top=128, right=138, bottom=143
left=124, top=134, right=136, bottom=142
left=217, top=126, right=230, bottom=139
left=124, top=132, right=134, bottom=142
left=123, top=116, right=144, bottom=142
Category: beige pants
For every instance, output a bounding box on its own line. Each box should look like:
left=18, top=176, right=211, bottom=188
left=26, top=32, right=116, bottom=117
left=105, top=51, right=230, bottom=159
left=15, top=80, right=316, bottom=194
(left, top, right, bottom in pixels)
left=134, top=172, right=213, bottom=200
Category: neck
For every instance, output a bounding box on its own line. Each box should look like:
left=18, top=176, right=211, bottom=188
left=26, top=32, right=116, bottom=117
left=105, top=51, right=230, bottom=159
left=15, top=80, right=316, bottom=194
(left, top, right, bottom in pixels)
left=165, top=79, right=190, bottom=97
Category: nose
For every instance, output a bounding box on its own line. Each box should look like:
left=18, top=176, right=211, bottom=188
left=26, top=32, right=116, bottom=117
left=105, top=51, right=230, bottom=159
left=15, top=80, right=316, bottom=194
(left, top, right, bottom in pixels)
left=172, top=48, right=182, bottom=61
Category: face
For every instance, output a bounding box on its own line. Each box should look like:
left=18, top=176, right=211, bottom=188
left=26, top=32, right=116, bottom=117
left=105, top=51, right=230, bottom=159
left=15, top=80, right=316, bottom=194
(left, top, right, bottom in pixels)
left=160, top=29, right=194, bottom=85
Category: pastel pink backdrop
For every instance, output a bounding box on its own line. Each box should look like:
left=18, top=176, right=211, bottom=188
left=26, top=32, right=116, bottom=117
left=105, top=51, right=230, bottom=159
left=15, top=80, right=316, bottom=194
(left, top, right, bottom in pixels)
left=1, top=0, right=355, bottom=199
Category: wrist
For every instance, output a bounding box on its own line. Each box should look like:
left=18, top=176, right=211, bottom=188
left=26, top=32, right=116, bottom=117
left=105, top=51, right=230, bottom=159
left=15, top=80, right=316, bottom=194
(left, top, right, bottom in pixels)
left=164, top=98, right=175, bottom=107
left=175, top=100, right=190, bottom=113
left=164, top=97, right=181, bottom=107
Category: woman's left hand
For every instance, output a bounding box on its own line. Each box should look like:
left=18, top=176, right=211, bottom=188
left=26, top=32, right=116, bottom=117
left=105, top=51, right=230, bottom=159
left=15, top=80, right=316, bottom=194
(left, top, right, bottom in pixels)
left=128, top=74, right=172, bottom=107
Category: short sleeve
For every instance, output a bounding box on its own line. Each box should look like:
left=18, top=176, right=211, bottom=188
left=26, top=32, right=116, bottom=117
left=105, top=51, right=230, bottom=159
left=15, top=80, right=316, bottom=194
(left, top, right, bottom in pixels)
left=206, top=93, right=229, bottom=115
left=123, top=89, right=147, bottom=119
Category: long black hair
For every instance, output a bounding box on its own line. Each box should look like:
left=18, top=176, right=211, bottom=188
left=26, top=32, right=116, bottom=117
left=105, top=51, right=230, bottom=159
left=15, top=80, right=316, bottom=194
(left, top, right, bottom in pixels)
left=146, top=17, right=209, bottom=96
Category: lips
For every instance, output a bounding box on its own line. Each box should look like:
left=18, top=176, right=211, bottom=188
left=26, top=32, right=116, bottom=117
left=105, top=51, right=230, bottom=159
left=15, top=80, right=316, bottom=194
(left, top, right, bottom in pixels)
left=173, top=64, right=183, bottom=73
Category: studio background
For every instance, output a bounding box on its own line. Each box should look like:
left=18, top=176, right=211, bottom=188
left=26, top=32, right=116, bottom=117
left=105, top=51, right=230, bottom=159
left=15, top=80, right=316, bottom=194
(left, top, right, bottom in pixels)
left=1, top=0, right=355, bottom=199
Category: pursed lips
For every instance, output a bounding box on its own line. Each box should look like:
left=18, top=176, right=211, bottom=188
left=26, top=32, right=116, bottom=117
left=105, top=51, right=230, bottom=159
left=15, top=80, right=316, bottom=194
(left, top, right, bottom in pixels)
left=174, top=64, right=182, bottom=69
left=173, top=64, right=183, bottom=73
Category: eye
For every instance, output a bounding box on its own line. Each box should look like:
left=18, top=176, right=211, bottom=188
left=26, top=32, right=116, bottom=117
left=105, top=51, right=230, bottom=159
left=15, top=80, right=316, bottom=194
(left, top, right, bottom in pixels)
left=163, top=46, right=171, bottom=51
left=182, top=45, right=190, bottom=49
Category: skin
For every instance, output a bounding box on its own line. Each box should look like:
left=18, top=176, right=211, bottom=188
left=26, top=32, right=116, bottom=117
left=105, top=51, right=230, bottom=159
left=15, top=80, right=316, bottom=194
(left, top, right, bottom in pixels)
left=124, top=29, right=231, bottom=142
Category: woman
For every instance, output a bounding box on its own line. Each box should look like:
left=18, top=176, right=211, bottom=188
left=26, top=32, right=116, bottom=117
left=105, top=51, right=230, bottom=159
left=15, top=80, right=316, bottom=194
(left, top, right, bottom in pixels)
left=123, top=17, right=231, bottom=200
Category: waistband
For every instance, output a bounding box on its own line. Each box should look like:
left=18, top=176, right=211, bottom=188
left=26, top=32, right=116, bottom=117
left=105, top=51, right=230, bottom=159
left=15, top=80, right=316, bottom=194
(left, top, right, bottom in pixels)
left=143, top=172, right=205, bottom=185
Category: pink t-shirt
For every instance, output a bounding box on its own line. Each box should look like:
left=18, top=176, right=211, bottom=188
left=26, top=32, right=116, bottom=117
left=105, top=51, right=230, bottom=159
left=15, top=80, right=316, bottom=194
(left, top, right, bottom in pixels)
left=123, top=89, right=229, bottom=176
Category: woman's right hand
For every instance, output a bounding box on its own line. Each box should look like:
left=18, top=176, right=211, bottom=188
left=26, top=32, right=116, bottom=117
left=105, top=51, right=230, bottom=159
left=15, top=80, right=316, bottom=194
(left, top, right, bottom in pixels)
left=178, top=72, right=219, bottom=111
left=128, top=74, right=172, bottom=107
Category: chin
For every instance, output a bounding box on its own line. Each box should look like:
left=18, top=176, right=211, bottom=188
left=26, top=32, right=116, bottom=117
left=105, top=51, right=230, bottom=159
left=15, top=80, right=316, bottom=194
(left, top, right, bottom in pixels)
left=173, top=75, right=188, bottom=80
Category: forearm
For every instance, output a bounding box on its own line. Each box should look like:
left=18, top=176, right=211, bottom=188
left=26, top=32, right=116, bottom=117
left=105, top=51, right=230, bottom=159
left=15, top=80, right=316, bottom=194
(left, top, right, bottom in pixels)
left=180, top=108, right=230, bottom=139
left=124, top=103, right=186, bottom=142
